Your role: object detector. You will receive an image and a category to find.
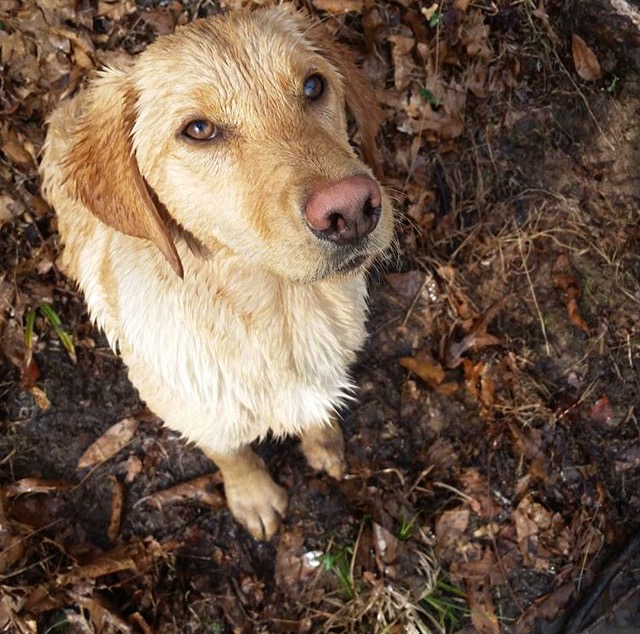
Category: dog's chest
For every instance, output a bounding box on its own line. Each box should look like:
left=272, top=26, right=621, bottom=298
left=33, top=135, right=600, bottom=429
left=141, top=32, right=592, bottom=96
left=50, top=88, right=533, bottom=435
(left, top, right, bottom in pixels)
left=111, top=252, right=369, bottom=430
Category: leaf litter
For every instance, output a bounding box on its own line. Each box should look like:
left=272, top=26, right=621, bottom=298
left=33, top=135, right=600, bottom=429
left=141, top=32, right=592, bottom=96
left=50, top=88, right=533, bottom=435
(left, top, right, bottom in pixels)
left=1, top=0, right=640, bottom=632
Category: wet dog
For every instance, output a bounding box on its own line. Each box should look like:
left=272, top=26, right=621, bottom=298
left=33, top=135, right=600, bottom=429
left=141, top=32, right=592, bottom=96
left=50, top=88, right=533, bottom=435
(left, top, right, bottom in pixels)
left=40, top=5, right=392, bottom=539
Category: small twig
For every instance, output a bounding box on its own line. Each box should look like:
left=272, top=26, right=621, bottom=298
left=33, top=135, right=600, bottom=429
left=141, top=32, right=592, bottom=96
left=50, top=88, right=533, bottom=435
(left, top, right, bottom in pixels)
left=517, top=231, right=550, bottom=356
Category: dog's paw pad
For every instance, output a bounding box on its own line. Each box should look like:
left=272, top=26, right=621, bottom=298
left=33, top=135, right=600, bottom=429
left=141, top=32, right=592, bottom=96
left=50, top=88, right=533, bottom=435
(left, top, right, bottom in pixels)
left=301, top=424, right=346, bottom=479
left=225, top=475, right=288, bottom=540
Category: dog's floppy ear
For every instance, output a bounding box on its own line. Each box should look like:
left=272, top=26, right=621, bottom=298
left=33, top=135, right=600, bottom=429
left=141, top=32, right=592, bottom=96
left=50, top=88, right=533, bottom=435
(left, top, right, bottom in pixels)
left=308, top=26, right=383, bottom=177
left=64, top=73, right=183, bottom=278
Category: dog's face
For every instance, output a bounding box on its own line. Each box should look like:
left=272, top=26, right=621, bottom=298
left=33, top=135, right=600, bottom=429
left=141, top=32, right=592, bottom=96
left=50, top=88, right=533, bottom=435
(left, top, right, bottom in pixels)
left=65, top=6, right=392, bottom=282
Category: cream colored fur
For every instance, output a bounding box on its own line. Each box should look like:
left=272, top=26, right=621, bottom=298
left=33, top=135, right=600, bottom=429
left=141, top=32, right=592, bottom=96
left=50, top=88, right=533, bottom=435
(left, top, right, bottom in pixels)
left=40, top=5, right=392, bottom=540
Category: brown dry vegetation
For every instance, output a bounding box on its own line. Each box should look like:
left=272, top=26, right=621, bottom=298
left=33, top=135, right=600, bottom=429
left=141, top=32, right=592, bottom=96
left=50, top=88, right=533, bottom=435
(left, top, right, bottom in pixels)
left=1, top=0, right=640, bottom=632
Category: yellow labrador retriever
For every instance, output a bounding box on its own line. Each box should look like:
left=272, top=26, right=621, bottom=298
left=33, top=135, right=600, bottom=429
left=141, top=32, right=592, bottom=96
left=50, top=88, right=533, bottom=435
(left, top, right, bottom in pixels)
left=40, top=5, right=392, bottom=540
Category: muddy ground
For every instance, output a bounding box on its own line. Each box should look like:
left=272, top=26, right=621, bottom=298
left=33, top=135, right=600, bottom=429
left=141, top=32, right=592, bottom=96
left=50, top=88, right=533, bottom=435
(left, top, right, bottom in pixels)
left=1, top=0, right=640, bottom=632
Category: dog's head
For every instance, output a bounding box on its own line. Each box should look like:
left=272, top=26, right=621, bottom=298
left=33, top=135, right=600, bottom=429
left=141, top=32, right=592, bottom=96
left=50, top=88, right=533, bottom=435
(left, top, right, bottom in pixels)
left=63, top=6, right=393, bottom=282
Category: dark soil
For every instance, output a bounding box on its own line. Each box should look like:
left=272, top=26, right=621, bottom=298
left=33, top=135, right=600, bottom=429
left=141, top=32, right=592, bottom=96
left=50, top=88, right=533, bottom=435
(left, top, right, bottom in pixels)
left=1, top=0, right=640, bottom=632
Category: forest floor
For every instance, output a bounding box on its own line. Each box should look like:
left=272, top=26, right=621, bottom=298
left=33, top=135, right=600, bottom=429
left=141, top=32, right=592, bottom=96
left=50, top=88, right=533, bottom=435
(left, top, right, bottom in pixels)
left=1, top=0, right=640, bottom=632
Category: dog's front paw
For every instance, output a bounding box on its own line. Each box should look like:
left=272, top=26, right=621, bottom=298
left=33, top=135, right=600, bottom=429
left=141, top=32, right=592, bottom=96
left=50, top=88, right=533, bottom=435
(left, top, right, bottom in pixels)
left=225, top=471, right=288, bottom=540
left=300, top=422, right=346, bottom=479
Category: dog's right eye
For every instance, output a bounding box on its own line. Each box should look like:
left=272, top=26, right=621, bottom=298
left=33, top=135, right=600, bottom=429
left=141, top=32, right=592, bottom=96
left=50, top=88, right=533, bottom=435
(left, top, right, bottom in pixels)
left=303, top=73, right=326, bottom=102
left=182, top=119, right=218, bottom=141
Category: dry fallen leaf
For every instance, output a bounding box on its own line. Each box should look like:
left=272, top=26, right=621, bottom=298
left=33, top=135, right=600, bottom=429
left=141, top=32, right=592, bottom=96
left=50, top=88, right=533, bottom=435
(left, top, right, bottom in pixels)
left=388, top=34, right=415, bottom=92
left=435, top=507, right=470, bottom=561
left=106, top=475, right=123, bottom=543
left=513, top=582, right=575, bottom=634
left=77, top=417, right=140, bottom=469
left=589, top=395, right=616, bottom=426
left=372, top=521, right=398, bottom=578
left=4, top=478, right=70, bottom=497
left=0, top=496, right=26, bottom=574
left=275, top=527, right=322, bottom=592
left=532, top=0, right=560, bottom=45
left=386, top=270, right=426, bottom=299
left=400, top=350, right=459, bottom=396
left=453, top=0, right=470, bottom=10
left=400, top=351, right=445, bottom=385
left=513, top=494, right=553, bottom=566
left=460, top=10, right=492, bottom=60
left=572, top=34, right=602, bottom=81
left=144, top=473, right=225, bottom=509
left=446, top=295, right=512, bottom=368
left=553, top=253, right=590, bottom=334
left=311, top=0, right=363, bottom=13
left=467, top=578, right=500, bottom=634
left=463, top=360, right=496, bottom=413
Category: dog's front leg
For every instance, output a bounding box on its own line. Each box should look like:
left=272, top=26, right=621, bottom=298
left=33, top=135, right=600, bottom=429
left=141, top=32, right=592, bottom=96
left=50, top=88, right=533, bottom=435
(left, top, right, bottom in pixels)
left=204, top=445, right=288, bottom=540
left=300, top=419, right=346, bottom=479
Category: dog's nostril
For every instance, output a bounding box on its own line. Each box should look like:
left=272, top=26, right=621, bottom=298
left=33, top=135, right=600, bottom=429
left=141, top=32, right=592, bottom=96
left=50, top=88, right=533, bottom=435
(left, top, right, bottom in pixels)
left=329, top=212, right=347, bottom=233
left=363, top=196, right=377, bottom=218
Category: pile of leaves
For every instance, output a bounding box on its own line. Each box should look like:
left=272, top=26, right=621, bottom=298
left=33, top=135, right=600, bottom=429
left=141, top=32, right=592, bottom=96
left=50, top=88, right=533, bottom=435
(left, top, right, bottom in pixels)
left=1, top=0, right=640, bottom=632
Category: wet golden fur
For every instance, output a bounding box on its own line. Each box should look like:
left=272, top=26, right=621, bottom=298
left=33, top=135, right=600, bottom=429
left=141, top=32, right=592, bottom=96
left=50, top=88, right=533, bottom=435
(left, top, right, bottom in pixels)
left=40, top=5, right=392, bottom=539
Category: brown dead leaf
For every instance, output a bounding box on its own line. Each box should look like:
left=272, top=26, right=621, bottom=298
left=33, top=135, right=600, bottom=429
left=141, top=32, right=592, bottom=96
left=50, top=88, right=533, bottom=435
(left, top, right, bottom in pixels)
left=508, top=421, right=543, bottom=462
left=0, top=194, right=25, bottom=226
left=400, top=350, right=459, bottom=396
left=388, top=33, right=415, bottom=92
left=56, top=552, right=137, bottom=587
left=312, top=0, right=363, bottom=13
left=460, top=10, right=492, bottom=60
left=28, top=385, right=51, bottom=410
left=0, top=125, right=35, bottom=167
left=71, top=592, right=134, bottom=634
left=463, top=360, right=496, bottom=413
left=145, top=473, right=225, bottom=509
left=467, top=578, right=500, bottom=634
left=122, top=455, right=143, bottom=483
left=5, top=478, right=70, bottom=497
left=107, top=475, right=123, bottom=543
left=438, top=265, right=474, bottom=320
left=589, top=395, right=616, bottom=426
left=0, top=496, right=26, bottom=574
left=400, top=351, right=445, bottom=385
left=49, top=26, right=95, bottom=69
left=140, top=8, right=177, bottom=35
left=457, top=468, right=497, bottom=518
left=20, top=354, right=40, bottom=390
left=97, top=0, right=136, bottom=20
left=552, top=253, right=590, bottom=334
left=435, top=507, right=469, bottom=561
left=386, top=270, right=426, bottom=299
left=513, top=582, right=575, bottom=634
left=129, top=613, right=153, bottom=634
left=275, top=528, right=322, bottom=593
left=572, top=34, right=602, bottom=81
left=372, top=521, right=398, bottom=579
left=532, top=0, right=560, bottom=45
left=513, top=494, right=553, bottom=567
left=54, top=540, right=175, bottom=591
left=8, top=493, right=65, bottom=531
left=77, top=417, right=140, bottom=469
left=446, top=295, right=512, bottom=368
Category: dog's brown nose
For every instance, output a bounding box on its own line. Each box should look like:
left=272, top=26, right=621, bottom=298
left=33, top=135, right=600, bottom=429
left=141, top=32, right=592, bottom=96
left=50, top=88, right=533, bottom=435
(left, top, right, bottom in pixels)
left=304, top=175, right=382, bottom=244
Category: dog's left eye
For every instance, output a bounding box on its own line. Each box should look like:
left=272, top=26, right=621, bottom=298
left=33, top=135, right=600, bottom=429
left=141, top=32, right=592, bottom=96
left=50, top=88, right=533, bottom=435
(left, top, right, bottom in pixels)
left=182, top=119, right=218, bottom=141
left=303, top=73, right=326, bottom=102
